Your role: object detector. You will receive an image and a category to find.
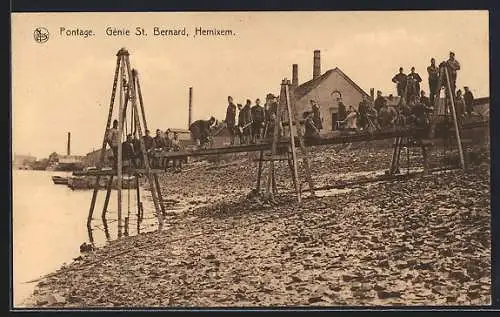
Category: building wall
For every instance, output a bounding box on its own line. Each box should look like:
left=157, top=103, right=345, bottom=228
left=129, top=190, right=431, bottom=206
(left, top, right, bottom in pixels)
left=295, top=71, right=366, bottom=132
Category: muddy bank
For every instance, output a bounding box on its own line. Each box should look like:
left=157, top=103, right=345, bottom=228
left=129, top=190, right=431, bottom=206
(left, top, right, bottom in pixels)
left=21, top=139, right=490, bottom=307
left=25, top=158, right=490, bottom=307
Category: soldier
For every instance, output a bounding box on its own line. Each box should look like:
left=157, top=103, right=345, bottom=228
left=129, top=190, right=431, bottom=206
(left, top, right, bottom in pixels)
left=239, top=99, right=253, bottom=144
left=251, top=98, right=265, bottom=143
left=189, top=117, right=216, bottom=149
left=357, top=95, right=370, bottom=131
left=407, top=67, right=422, bottom=100
left=106, top=119, right=120, bottom=170
left=392, top=67, right=407, bottom=97
left=141, top=129, right=155, bottom=168
left=310, top=100, right=323, bottom=132
left=122, top=134, right=138, bottom=168
left=303, top=111, right=320, bottom=139
left=374, top=90, right=385, bottom=113
left=463, top=86, right=475, bottom=118
left=427, top=58, right=439, bottom=106
left=225, top=96, right=237, bottom=145
left=446, top=51, right=461, bottom=99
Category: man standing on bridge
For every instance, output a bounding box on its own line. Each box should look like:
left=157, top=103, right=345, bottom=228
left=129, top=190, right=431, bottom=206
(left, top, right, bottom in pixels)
left=446, top=51, right=461, bottom=99
left=225, top=96, right=237, bottom=145
left=251, top=98, right=265, bottom=143
left=392, top=67, right=407, bottom=97
left=463, top=86, right=475, bottom=118
left=427, top=58, right=439, bottom=106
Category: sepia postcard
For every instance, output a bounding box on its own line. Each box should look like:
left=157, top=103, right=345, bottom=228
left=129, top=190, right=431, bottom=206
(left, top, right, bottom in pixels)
left=11, top=11, right=491, bottom=309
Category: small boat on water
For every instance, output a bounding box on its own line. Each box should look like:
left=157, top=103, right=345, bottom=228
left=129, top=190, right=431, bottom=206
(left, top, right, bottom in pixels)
left=67, top=174, right=138, bottom=190
left=52, top=175, right=69, bottom=185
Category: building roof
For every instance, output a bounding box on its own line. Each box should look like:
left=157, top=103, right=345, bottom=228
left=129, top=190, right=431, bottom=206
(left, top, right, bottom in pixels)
left=294, top=67, right=370, bottom=100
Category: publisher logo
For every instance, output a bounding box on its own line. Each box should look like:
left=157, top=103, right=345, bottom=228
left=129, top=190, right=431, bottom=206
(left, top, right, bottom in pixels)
left=34, top=27, right=49, bottom=43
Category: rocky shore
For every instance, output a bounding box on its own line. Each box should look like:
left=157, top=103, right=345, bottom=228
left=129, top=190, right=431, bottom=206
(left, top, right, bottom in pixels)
left=23, top=141, right=491, bottom=307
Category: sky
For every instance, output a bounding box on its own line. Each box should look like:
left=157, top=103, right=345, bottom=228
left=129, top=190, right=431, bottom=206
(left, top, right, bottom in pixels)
left=11, top=11, right=489, bottom=159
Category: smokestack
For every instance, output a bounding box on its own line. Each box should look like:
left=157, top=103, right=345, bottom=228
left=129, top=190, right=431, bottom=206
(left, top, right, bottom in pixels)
left=67, top=132, right=71, bottom=156
left=188, top=87, right=193, bottom=128
left=292, top=64, right=298, bottom=87
left=313, top=50, right=321, bottom=80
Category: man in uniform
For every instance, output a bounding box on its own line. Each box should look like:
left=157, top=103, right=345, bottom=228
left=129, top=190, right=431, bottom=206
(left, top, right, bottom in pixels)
left=374, top=91, right=385, bottom=114
left=251, top=98, right=265, bottom=143
left=463, top=86, right=475, bottom=118
left=427, top=58, right=439, bottom=106
left=407, top=67, right=422, bottom=100
left=238, top=99, right=253, bottom=144
left=392, top=67, right=407, bottom=97
left=310, top=100, right=323, bottom=132
left=189, top=117, right=216, bottom=149
left=225, top=96, right=237, bottom=145
left=446, top=51, right=461, bottom=99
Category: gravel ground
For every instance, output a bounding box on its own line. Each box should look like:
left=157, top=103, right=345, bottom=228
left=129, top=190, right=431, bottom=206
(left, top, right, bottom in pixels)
left=23, top=139, right=491, bottom=308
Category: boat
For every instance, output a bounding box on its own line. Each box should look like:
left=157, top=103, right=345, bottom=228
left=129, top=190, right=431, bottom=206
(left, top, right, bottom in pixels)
left=51, top=175, right=69, bottom=185
left=68, top=175, right=91, bottom=190
left=67, top=172, right=138, bottom=190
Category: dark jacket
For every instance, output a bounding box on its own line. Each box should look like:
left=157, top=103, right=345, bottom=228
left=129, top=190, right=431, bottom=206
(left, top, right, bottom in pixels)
left=122, top=141, right=136, bottom=160
left=427, top=65, right=439, bottom=82
left=142, top=135, right=155, bottom=151
left=189, top=120, right=211, bottom=139
left=464, top=91, right=474, bottom=107
left=239, top=105, right=252, bottom=127
left=392, top=73, right=407, bottom=91
left=338, top=102, right=347, bottom=121
left=251, top=105, right=265, bottom=123
left=374, top=97, right=385, bottom=113
left=154, top=135, right=166, bottom=149
left=304, top=116, right=320, bottom=138
left=132, top=138, right=141, bottom=155
left=312, top=105, right=322, bottom=130
left=225, top=103, right=237, bottom=127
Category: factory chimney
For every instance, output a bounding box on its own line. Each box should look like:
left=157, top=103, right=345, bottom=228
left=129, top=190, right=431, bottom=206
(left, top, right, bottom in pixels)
left=313, top=50, right=321, bottom=80
left=67, top=132, right=71, bottom=156
left=292, top=64, right=299, bottom=87
left=188, top=87, right=193, bottom=128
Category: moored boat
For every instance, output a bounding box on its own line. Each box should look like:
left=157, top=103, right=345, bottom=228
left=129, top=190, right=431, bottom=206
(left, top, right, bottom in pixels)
left=51, top=175, right=69, bottom=185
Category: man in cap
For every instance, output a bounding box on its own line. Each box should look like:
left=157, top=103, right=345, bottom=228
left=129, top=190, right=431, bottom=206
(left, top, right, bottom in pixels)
left=238, top=99, right=253, bottom=144
left=251, top=98, right=265, bottom=143
left=446, top=51, right=461, bottom=99
left=407, top=67, right=422, bottom=100
left=374, top=90, right=385, bottom=114
left=463, top=86, right=475, bottom=118
left=264, top=93, right=278, bottom=138
left=427, top=58, right=439, bottom=106
left=310, top=100, right=323, bottom=132
left=225, top=96, right=237, bottom=145
left=392, top=67, right=407, bottom=97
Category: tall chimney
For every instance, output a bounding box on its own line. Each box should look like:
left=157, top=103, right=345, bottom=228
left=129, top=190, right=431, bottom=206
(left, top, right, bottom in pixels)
left=188, top=87, right=193, bottom=128
left=67, top=132, right=71, bottom=156
left=292, top=64, right=299, bottom=87
left=313, top=50, right=321, bottom=80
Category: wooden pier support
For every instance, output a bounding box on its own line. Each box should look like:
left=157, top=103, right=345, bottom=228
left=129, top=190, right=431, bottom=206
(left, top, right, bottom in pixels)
left=101, top=175, right=114, bottom=220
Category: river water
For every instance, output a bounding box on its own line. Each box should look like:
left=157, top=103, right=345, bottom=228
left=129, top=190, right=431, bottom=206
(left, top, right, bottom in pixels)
left=12, top=170, right=161, bottom=307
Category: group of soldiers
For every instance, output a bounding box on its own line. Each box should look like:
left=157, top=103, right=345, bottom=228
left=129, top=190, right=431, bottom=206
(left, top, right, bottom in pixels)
left=333, top=51, right=476, bottom=134
left=188, top=93, right=323, bottom=147
left=106, top=120, right=185, bottom=172
left=186, top=51, right=476, bottom=148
